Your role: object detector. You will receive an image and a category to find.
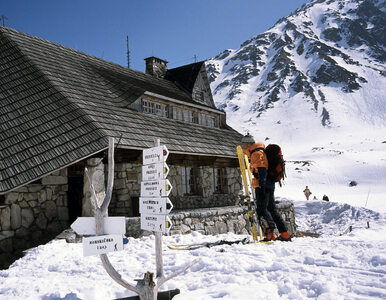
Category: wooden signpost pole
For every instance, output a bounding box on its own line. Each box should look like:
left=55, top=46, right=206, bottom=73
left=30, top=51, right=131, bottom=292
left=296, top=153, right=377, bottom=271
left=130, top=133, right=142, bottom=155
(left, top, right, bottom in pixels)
left=80, top=137, right=199, bottom=300
left=85, top=137, right=141, bottom=295
left=154, top=139, right=164, bottom=281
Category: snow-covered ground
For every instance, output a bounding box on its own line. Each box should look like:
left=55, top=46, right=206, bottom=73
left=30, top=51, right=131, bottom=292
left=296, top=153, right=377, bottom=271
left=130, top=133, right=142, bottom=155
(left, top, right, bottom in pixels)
left=2, top=83, right=385, bottom=300
left=0, top=199, right=385, bottom=300
left=1, top=106, right=386, bottom=299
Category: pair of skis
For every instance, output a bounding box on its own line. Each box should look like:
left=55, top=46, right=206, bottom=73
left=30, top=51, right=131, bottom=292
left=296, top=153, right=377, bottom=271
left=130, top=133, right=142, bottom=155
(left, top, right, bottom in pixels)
left=167, top=238, right=274, bottom=251
left=236, top=145, right=264, bottom=241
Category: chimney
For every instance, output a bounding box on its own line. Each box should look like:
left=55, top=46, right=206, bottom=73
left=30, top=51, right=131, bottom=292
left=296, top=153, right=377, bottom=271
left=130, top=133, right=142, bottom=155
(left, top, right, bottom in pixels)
left=144, top=56, right=168, bottom=78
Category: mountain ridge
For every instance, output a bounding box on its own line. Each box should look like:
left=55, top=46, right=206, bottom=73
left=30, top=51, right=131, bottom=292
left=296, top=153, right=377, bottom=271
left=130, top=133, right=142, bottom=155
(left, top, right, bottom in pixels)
left=207, top=0, right=386, bottom=133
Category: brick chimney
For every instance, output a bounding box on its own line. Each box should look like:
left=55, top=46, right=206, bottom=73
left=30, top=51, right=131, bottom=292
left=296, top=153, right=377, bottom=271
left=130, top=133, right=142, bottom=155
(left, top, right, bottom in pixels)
left=144, top=56, right=168, bottom=78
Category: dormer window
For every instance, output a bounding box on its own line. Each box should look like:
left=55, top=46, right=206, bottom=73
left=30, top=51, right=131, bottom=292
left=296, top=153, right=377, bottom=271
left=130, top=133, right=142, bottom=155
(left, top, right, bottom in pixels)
left=183, top=110, right=194, bottom=123
left=142, top=99, right=168, bottom=117
left=172, top=106, right=194, bottom=123
left=137, top=95, right=221, bottom=128
left=172, top=107, right=183, bottom=120
left=198, top=112, right=217, bottom=128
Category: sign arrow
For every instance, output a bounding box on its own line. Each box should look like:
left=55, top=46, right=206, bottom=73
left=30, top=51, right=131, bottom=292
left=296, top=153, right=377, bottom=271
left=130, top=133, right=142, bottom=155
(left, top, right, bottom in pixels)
left=140, top=214, right=172, bottom=234
left=139, top=197, right=173, bottom=215
left=142, top=162, right=169, bottom=181
left=143, top=145, right=169, bottom=165
left=140, top=179, right=172, bottom=197
left=71, top=217, right=126, bottom=236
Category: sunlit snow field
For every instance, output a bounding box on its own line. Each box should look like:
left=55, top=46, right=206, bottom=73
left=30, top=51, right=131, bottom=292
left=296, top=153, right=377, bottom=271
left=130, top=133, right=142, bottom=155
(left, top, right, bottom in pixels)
left=1, top=124, right=385, bottom=299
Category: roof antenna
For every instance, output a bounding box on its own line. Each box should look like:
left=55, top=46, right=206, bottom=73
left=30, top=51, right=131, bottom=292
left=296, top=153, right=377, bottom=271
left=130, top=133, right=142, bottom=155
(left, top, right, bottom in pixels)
left=1, top=15, right=8, bottom=27
left=126, top=35, right=131, bottom=68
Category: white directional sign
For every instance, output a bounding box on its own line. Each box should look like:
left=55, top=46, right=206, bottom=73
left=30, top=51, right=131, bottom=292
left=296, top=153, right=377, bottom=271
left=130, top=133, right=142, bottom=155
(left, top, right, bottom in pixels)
left=141, top=179, right=172, bottom=197
left=83, top=234, right=124, bottom=256
left=142, top=162, right=169, bottom=182
left=143, top=145, right=169, bottom=165
left=140, top=197, right=173, bottom=215
left=71, top=217, right=126, bottom=235
left=140, top=214, right=172, bottom=234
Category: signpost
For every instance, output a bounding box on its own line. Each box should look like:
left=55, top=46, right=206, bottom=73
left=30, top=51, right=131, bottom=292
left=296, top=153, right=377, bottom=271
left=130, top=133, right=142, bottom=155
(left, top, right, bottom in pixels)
left=140, top=197, right=173, bottom=215
left=143, top=145, right=169, bottom=165
left=142, top=162, right=169, bottom=181
left=83, top=234, right=124, bottom=256
left=140, top=214, right=172, bottom=234
left=140, top=143, right=173, bottom=234
left=71, top=216, right=126, bottom=236
left=75, top=137, right=198, bottom=300
left=140, top=179, right=172, bottom=198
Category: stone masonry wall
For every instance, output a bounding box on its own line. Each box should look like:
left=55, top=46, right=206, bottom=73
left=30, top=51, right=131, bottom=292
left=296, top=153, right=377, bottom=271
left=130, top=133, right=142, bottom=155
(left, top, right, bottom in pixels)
left=109, top=163, right=243, bottom=216
left=109, top=162, right=142, bottom=217
left=168, top=166, right=242, bottom=210
left=0, top=169, right=69, bottom=269
left=125, top=201, right=296, bottom=238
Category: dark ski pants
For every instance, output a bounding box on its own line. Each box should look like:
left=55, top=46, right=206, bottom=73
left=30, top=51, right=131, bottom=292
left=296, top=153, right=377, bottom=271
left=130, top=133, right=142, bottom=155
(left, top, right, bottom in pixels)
left=255, top=187, right=288, bottom=233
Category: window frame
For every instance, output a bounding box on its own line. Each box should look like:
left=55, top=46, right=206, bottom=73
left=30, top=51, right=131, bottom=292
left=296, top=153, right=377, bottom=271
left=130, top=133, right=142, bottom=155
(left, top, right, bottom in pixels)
left=142, top=99, right=168, bottom=117
left=181, top=166, right=199, bottom=195
left=212, top=168, right=227, bottom=194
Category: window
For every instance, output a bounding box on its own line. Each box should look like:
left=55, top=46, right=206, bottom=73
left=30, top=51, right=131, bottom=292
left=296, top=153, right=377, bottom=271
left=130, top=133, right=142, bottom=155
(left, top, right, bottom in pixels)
left=198, top=113, right=205, bottom=126
left=206, top=115, right=215, bottom=128
left=172, top=107, right=183, bottom=121
left=198, top=113, right=217, bottom=128
left=183, top=110, right=193, bottom=123
left=0, top=195, right=5, bottom=205
left=154, top=103, right=168, bottom=117
left=173, top=106, right=194, bottom=123
left=142, top=100, right=167, bottom=117
left=181, top=167, right=198, bottom=195
left=142, top=100, right=155, bottom=114
left=212, top=168, right=227, bottom=193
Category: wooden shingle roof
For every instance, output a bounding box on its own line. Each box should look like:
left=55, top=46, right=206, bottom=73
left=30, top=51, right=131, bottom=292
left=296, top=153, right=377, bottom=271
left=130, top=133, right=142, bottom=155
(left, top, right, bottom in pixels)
left=0, top=26, right=243, bottom=193
left=166, top=61, right=204, bottom=94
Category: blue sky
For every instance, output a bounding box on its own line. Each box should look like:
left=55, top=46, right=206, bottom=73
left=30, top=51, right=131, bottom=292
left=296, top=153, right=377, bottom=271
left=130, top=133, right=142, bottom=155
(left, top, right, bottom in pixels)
left=0, top=0, right=310, bottom=72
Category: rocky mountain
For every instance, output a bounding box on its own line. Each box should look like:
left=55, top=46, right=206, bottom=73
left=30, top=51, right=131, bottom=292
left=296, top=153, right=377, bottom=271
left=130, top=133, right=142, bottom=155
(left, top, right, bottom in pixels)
left=207, top=0, right=386, bottom=134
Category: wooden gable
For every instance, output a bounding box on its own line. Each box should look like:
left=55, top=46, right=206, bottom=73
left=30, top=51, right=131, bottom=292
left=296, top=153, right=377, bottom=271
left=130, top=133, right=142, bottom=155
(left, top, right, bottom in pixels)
left=191, top=64, right=215, bottom=107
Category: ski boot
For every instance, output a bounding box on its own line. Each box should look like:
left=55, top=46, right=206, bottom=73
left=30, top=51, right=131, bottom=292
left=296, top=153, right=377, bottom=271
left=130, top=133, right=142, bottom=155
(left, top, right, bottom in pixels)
left=277, top=231, right=292, bottom=241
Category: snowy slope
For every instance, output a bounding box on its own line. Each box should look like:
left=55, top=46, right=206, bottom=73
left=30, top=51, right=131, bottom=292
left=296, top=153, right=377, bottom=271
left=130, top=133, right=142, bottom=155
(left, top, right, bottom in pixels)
left=0, top=200, right=385, bottom=299
left=207, top=0, right=386, bottom=213
left=207, top=0, right=386, bottom=130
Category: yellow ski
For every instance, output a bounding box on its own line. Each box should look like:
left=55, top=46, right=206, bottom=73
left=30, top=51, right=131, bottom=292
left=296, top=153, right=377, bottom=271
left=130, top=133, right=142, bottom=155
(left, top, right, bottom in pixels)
left=244, top=154, right=264, bottom=240
left=237, top=146, right=258, bottom=241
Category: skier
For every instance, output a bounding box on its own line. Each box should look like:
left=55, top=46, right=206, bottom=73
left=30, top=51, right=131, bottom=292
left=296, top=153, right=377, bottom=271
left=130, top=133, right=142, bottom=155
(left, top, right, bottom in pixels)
left=303, top=186, right=312, bottom=200
left=242, top=134, right=291, bottom=241
left=322, top=194, right=329, bottom=202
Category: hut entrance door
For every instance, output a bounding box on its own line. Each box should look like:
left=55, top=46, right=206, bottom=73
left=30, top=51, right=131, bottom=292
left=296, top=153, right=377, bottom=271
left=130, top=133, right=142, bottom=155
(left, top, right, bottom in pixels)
left=68, top=164, right=84, bottom=224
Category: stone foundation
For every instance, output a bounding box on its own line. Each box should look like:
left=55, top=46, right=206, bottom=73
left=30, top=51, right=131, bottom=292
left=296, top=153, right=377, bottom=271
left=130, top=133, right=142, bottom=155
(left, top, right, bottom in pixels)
left=0, top=169, right=69, bottom=269
left=126, top=201, right=296, bottom=238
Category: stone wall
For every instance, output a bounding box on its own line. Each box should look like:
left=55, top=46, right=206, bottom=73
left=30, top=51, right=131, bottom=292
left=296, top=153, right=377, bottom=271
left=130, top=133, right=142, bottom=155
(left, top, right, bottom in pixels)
left=169, top=166, right=242, bottom=209
left=109, top=162, right=142, bottom=217
left=125, top=201, right=296, bottom=238
left=108, top=163, right=242, bottom=216
left=0, top=169, right=69, bottom=269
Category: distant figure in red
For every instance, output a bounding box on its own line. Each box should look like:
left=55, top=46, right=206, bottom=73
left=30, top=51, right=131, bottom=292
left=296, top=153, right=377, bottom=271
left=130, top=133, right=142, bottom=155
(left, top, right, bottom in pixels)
left=303, top=186, right=312, bottom=200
